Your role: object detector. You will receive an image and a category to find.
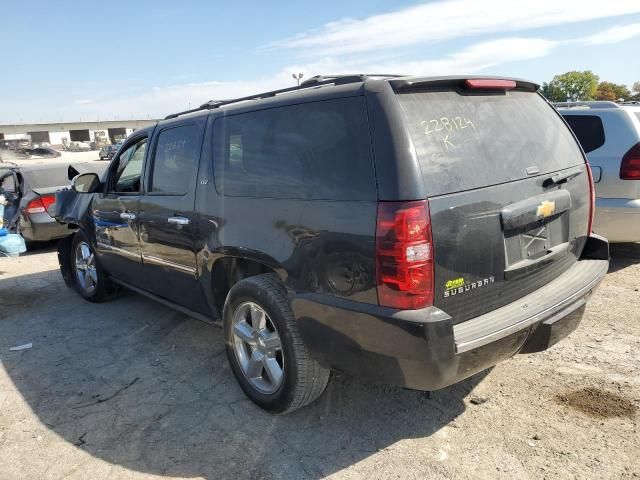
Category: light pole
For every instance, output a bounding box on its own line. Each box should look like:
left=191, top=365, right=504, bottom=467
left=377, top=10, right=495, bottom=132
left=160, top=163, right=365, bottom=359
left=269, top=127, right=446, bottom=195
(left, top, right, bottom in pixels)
left=292, top=72, right=304, bottom=86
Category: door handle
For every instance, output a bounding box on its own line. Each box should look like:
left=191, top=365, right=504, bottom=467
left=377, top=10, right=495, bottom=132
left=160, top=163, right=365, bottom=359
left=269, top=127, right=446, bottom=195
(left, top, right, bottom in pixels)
left=120, top=212, right=136, bottom=220
left=168, top=216, right=190, bottom=225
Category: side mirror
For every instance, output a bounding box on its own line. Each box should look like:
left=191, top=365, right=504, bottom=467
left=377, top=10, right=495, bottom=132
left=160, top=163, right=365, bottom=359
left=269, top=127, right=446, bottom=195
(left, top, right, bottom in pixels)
left=72, top=173, right=101, bottom=193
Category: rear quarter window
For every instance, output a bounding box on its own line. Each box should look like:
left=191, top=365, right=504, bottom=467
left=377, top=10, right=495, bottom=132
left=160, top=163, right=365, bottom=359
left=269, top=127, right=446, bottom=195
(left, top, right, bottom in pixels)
left=562, top=115, right=605, bottom=153
left=396, top=90, right=585, bottom=196
left=212, top=97, right=376, bottom=201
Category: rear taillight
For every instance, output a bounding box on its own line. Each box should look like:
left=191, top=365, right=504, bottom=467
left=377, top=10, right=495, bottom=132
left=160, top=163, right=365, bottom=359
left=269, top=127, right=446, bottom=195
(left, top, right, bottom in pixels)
left=465, top=79, right=516, bottom=90
left=376, top=200, right=434, bottom=310
left=585, top=161, right=596, bottom=234
left=620, top=142, right=640, bottom=180
left=25, top=195, right=55, bottom=215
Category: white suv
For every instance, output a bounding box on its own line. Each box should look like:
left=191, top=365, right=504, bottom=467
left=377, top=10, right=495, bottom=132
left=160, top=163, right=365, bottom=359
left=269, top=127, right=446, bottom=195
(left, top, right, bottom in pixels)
left=558, top=101, right=640, bottom=243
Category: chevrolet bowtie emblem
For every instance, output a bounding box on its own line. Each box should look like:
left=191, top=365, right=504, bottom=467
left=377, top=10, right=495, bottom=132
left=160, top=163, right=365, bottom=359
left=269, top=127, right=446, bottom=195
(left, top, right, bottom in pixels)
left=537, top=200, right=556, bottom=218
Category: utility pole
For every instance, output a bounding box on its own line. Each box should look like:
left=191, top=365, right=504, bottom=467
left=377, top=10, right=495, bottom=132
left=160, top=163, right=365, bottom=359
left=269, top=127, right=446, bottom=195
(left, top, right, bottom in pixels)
left=292, top=72, right=304, bottom=86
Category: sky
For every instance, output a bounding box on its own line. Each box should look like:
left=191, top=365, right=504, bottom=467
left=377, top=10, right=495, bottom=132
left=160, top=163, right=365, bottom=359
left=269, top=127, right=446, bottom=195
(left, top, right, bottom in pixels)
left=1, top=0, right=640, bottom=123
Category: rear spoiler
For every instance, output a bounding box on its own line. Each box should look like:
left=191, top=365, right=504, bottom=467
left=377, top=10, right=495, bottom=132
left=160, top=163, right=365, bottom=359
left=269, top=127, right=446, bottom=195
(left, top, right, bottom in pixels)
left=388, top=75, right=539, bottom=92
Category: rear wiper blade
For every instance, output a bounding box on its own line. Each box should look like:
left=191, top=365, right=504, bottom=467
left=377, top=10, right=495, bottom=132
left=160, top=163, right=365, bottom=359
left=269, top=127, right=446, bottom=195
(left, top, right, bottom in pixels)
left=545, top=170, right=582, bottom=186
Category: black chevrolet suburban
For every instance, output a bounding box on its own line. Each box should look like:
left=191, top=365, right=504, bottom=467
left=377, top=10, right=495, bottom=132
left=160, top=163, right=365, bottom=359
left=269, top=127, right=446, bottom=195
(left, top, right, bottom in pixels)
left=55, top=75, right=609, bottom=413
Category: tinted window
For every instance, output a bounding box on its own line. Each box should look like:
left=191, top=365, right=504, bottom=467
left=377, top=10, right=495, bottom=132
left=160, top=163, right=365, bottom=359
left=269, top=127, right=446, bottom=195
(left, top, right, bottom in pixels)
left=212, top=97, right=375, bottom=200
left=562, top=115, right=605, bottom=153
left=113, top=138, right=146, bottom=193
left=397, top=91, right=586, bottom=196
left=151, top=124, right=200, bottom=194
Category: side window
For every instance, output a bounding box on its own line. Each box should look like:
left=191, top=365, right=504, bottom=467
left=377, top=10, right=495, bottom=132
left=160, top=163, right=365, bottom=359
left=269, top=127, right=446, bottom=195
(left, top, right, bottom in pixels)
left=212, top=97, right=376, bottom=200
left=112, top=138, right=147, bottom=193
left=563, top=115, right=605, bottom=153
left=150, top=124, right=200, bottom=194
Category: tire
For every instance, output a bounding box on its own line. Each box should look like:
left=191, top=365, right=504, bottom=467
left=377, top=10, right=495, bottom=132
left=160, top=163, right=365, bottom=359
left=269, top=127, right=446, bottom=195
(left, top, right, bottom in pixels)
left=70, top=230, right=121, bottom=302
left=223, top=273, right=330, bottom=414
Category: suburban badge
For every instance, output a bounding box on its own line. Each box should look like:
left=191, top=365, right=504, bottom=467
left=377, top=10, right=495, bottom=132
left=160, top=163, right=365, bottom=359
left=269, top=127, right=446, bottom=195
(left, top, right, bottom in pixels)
left=444, top=276, right=495, bottom=298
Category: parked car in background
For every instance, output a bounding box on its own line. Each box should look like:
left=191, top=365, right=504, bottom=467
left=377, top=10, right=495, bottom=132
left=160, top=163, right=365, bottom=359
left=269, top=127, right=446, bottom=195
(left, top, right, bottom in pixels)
left=1, top=163, right=110, bottom=244
left=558, top=101, right=640, bottom=242
left=19, top=165, right=74, bottom=243
left=1, top=164, right=60, bottom=244
left=16, top=147, right=61, bottom=159
left=31, top=147, right=62, bottom=158
left=0, top=138, right=31, bottom=151
left=56, top=75, right=608, bottom=413
left=99, top=144, right=118, bottom=161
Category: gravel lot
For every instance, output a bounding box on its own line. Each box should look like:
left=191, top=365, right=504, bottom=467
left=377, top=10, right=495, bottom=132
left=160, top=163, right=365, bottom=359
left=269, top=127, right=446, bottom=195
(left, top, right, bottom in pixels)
left=2, top=150, right=109, bottom=179
left=3, top=150, right=102, bottom=167
left=0, top=242, right=638, bottom=479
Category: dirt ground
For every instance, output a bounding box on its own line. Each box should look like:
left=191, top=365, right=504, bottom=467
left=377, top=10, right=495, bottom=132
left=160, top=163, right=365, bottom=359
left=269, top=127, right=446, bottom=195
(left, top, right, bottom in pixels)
left=0, top=243, right=638, bottom=479
left=2, top=150, right=101, bottom=167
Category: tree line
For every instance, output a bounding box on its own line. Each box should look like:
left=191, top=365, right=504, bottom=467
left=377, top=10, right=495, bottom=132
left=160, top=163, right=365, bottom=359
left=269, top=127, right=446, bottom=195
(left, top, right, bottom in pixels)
left=541, top=71, right=640, bottom=103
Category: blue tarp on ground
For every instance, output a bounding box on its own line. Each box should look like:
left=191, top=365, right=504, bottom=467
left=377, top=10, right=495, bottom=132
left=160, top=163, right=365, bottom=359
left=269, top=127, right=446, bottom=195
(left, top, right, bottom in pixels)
left=0, top=233, right=26, bottom=257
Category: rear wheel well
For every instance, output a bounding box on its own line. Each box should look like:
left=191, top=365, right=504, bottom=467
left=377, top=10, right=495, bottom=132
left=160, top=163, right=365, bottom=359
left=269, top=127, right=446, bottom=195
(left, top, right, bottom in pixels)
left=211, top=257, right=279, bottom=313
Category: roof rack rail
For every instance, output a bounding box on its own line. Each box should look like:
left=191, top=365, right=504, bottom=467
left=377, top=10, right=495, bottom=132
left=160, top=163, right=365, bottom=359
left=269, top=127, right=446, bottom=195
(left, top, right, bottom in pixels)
left=164, top=73, right=404, bottom=120
left=554, top=101, right=621, bottom=109
left=164, top=100, right=228, bottom=120
left=300, top=74, right=404, bottom=87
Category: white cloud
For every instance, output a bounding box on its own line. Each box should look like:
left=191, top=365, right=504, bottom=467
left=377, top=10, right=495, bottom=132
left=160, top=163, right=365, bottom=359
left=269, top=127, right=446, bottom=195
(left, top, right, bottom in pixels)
left=581, top=22, right=640, bottom=45
left=51, top=38, right=555, bottom=120
left=266, top=0, right=640, bottom=56
left=3, top=20, right=639, bottom=123
left=51, top=59, right=350, bottom=120
left=370, top=38, right=557, bottom=76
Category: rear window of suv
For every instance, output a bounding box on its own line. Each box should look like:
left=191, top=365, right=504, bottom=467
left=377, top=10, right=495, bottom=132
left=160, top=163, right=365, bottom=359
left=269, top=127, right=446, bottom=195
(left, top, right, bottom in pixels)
left=562, top=115, right=606, bottom=153
left=396, top=90, right=585, bottom=196
left=212, top=97, right=376, bottom=201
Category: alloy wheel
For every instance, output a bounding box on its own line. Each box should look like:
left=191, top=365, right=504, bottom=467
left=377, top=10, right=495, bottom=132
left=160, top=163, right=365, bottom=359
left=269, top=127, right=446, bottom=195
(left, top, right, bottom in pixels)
left=232, top=301, right=284, bottom=394
left=74, top=241, right=97, bottom=294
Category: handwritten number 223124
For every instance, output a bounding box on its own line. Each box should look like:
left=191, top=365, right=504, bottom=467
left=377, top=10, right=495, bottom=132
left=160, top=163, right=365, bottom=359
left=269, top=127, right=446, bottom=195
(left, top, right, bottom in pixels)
left=420, top=117, right=475, bottom=135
